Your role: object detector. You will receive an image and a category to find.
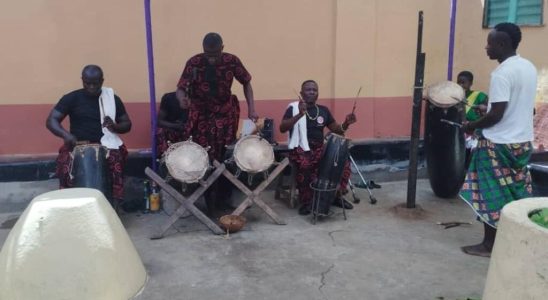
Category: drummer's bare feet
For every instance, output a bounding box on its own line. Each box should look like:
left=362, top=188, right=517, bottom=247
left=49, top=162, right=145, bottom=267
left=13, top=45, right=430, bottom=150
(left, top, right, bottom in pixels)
left=461, top=243, right=492, bottom=257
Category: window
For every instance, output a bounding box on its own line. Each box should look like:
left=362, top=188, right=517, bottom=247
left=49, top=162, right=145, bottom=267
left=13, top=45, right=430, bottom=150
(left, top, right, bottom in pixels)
left=483, top=0, right=544, bottom=27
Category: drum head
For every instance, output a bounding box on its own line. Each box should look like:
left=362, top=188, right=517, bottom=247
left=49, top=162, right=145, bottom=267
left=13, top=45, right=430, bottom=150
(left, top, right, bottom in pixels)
left=233, top=135, right=274, bottom=173
left=165, top=140, right=209, bottom=183
left=427, top=81, right=465, bottom=108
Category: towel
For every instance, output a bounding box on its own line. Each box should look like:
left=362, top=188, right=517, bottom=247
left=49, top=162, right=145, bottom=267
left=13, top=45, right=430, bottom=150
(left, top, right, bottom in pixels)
left=287, top=101, right=310, bottom=151
left=99, top=87, right=124, bottom=149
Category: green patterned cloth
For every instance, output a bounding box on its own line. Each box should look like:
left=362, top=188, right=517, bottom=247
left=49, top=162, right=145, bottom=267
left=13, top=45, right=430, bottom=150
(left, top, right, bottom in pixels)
left=460, top=137, right=533, bottom=228
left=465, top=90, right=488, bottom=122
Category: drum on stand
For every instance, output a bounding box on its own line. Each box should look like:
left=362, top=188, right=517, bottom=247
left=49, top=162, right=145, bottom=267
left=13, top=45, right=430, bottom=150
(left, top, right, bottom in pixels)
left=314, top=133, right=351, bottom=216
left=233, top=135, right=275, bottom=184
left=164, top=139, right=210, bottom=184
left=71, top=144, right=112, bottom=200
left=425, top=81, right=466, bottom=198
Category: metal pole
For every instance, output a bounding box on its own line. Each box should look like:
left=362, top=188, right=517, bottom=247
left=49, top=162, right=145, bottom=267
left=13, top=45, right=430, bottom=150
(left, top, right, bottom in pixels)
left=447, top=0, right=458, bottom=81
left=406, top=11, right=426, bottom=208
left=144, top=0, right=158, bottom=171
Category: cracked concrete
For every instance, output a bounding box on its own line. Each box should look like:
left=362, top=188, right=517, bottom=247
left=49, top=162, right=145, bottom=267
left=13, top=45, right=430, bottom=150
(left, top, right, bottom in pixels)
left=0, top=179, right=488, bottom=300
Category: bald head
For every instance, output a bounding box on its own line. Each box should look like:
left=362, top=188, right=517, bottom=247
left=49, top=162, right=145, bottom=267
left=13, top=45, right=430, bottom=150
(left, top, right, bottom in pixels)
left=81, top=65, right=104, bottom=96
left=203, top=32, right=223, bottom=52
left=82, top=65, right=103, bottom=79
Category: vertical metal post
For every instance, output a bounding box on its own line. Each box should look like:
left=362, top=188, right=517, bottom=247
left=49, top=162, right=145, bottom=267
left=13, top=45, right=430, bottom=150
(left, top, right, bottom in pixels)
left=144, top=0, right=158, bottom=171
left=447, top=0, right=457, bottom=81
left=406, top=11, right=426, bottom=208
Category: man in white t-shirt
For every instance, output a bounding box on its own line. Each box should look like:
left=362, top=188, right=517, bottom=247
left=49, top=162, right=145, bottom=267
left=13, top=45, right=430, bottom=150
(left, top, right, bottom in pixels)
left=459, top=22, right=537, bottom=257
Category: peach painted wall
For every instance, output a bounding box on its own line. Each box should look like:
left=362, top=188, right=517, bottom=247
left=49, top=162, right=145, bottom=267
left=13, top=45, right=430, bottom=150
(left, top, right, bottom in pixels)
left=0, top=97, right=412, bottom=155
left=1, top=0, right=547, bottom=155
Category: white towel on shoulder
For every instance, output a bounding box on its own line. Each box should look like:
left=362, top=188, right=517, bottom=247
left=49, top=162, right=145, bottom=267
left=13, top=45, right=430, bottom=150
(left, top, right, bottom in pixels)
left=287, top=101, right=310, bottom=151
left=99, top=87, right=124, bottom=149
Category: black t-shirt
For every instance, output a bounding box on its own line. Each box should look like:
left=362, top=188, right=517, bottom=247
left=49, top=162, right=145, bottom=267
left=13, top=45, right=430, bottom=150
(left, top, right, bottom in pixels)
left=159, top=92, right=188, bottom=123
left=283, top=104, right=335, bottom=144
left=54, top=89, right=127, bottom=142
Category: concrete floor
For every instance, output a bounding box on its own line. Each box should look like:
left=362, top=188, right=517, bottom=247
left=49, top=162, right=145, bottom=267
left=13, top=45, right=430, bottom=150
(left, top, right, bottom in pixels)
left=0, top=179, right=488, bottom=300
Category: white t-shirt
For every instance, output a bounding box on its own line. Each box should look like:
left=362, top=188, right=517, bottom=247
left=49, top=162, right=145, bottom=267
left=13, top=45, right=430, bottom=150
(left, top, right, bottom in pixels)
left=482, top=55, right=537, bottom=144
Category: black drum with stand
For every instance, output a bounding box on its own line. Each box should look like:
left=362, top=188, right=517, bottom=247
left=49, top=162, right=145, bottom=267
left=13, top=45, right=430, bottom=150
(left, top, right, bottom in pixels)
left=71, top=144, right=112, bottom=201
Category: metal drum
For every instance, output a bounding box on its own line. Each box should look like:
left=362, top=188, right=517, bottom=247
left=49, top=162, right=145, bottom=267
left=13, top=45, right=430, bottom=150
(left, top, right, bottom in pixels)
left=425, top=81, right=466, bottom=198
left=71, top=144, right=112, bottom=199
left=233, top=135, right=274, bottom=174
left=164, top=139, right=210, bottom=183
left=314, top=133, right=351, bottom=215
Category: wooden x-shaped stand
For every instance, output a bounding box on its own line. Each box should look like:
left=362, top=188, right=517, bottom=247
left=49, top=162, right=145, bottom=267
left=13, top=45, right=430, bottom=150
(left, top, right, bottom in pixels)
left=145, top=163, right=226, bottom=238
left=213, top=158, right=289, bottom=225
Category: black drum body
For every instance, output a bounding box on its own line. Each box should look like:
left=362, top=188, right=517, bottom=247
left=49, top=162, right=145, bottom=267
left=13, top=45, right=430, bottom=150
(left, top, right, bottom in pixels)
left=72, top=145, right=112, bottom=200
left=424, top=103, right=466, bottom=198
left=314, top=134, right=351, bottom=215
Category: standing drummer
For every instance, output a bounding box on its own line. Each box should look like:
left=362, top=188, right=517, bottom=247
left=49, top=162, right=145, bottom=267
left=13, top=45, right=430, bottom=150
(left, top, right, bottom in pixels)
left=280, top=80, right=357, bottom=215
left=176, top=32, right=258, bottom=213
left=460, top=23, right=537, bottom=257
left=46, top=65, right=132, bottom=209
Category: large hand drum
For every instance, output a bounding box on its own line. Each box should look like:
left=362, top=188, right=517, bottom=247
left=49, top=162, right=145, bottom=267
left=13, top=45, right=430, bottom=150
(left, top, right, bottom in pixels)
left=233, top=135, right=274, bottom=173
left=165, top=140, right=209, bottom=183
left=426, top=81, right=465, bottom=108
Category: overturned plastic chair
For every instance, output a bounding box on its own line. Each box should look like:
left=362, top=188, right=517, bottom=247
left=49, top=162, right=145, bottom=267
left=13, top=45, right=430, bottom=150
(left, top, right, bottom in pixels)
left=0, top=188, right=147, bottom=300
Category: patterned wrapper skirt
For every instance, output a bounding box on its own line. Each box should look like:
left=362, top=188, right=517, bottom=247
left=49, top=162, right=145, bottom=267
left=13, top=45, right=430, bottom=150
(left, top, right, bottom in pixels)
left=460, top=137, right=533, bottom=228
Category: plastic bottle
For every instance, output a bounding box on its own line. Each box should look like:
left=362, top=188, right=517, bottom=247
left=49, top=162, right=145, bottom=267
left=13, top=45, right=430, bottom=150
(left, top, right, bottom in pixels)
left=149, top=182, right=161, bottom=212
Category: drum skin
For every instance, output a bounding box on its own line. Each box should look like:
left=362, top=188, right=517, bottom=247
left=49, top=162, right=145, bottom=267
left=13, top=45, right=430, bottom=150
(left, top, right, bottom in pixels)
left=315, top=134, right=351, bottom=215
left=72, top=145, right=112, bottom=200
left=424, top=103, right=466, bottom=198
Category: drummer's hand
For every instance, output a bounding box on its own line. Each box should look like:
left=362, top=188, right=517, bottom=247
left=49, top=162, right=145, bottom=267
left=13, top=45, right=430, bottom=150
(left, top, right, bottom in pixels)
left=63, top=133, right=77, bottom=147
left=462, top=121, right=475, bottom=134
left=344, top=113, right=357, bottom=126
left=172, top=120, right=186, bottom=130
left=179, top=97, right=190, bottom=110
left=103, top=116, right=116, bottom=132
left=475, top=104, right=488, bottom=115
left=298, top=101, right=307, bottom=117
left=248, top=110, right=259, bottom=122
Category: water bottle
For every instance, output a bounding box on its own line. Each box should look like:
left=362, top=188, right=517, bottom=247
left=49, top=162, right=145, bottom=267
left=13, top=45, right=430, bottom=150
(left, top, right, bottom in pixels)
left=149, top=182, right=161, bottom=212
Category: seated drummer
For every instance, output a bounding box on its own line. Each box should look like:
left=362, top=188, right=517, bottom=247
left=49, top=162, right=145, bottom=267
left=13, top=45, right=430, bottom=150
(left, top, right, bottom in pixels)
left=280, top=80, right=357, bottom=215
left=46, top=65, right=132, bottom=209
left=156, top=91, right=189, bottom=158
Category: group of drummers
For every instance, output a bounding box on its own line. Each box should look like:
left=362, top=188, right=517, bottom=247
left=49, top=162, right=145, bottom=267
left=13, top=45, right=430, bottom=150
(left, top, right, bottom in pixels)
left=45, top=32, right=357, bottom=217
left=45, top=22, right=539, bottom=259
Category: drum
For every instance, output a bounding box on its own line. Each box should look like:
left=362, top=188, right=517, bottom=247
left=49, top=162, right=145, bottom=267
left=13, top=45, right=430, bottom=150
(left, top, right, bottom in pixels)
left=314, top=133, right=351, bottom=215
left=425, top=81, right=466, bottom=198
left=71, top=144, right=112, bottom=199
left=164, top=139, right=209, bottom=183
left=233, top=135, right=274, bottom=173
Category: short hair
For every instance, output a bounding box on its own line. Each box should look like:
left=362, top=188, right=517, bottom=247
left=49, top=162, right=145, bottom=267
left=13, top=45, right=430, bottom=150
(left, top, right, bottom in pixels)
left=494, top=22, right=522, bottom=50
left=203, top=32, right=223, bottom=50
left=81, top=65, right=103, bottom=78
left=301, top=80, right=317, bottom=89
left=457, top=71, right=474, bottom=83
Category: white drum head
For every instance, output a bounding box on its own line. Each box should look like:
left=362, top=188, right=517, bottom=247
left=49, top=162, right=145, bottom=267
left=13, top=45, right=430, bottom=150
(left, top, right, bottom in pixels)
left=165, top=140, right=209, bottom=183
left=427, top=81, right=465, bottom=108
left=233, top=135, right=274, bottom=173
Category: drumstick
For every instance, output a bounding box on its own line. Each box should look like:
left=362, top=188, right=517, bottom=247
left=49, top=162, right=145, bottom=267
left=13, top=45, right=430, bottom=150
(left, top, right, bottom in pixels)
left=352, top=86, right=362, bottom=114
left=293, top=88, right=304, bottom=102
left=440, top=118, right=462, bottom=128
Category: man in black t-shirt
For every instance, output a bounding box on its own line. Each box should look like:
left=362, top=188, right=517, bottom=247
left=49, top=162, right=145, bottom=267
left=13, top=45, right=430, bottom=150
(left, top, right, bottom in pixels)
left=280, top=80, right=357, bottom=215
left=46, top=65, right=132, bottom=207
left=156, top=91, right=189, bottom=158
